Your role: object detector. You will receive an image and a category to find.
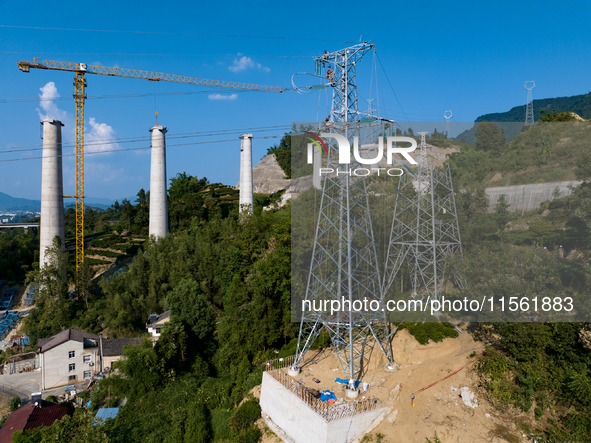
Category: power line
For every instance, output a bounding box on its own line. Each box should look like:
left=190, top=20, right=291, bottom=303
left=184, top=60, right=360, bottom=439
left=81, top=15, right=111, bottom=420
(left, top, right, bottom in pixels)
left=0, top=134, right=284, bottom=163
left=0, top=90, right=261, bottom=104
left=0, top=125, right=292, bottom=152
left=375, top=52, right=409, bottom=122
left=452, top=118, right=471, bottom=133
left=1, top=51, right=313, bottom=58
left=0, top=25, right=351, bottom=42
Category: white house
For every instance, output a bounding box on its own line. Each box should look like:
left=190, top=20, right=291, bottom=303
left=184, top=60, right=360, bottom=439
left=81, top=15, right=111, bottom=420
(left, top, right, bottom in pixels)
left=38, top=329, right=101, bottom=391
left=38, top=329, right=143, bottom=391
left=145, top=311, right=170, bottom=339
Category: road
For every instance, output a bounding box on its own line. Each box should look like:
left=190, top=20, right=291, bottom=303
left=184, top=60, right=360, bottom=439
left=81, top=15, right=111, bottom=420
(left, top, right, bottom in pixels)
left=0, top=370, right=41, bottom=399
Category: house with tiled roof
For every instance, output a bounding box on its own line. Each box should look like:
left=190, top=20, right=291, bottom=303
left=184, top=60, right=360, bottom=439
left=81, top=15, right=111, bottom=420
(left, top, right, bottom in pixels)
left=102, top=337, right=143, bottom=371
left=0, top=401, right=68, bottom=443
left=38, top=329, right=144, bottom=391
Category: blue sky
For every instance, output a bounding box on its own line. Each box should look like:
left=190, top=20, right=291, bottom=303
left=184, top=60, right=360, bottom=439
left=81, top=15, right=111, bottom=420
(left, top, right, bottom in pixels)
left=1, top=0, right=590, bottom=201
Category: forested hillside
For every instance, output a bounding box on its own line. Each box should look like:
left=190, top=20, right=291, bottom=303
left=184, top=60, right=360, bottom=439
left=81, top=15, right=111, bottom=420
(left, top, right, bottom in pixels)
left=6, top=170, right=292, bottom=442
left=3, top=119, right=591, bottom=441
left=456, top=92, right=591, bottom=142
left=449, top=121, right=591, bottom=189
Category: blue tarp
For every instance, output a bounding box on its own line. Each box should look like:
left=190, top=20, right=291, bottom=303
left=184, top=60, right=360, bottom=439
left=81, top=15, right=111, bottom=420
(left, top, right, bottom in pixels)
left=95, top=407, right=120, bottom=422
left=319, top=390, right=336, bottom=402
left=334, top=378, right=361, bottom=387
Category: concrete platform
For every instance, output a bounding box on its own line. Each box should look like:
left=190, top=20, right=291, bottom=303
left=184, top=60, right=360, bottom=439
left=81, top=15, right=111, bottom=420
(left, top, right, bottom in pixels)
left=260, top=371, right=389, bottom=443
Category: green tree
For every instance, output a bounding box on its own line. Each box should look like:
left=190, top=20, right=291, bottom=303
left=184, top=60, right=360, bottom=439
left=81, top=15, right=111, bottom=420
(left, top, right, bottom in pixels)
left=133, top=189, right=149, bottom=232
left=229, top=399, right=261, bottom=433
left=575, top=148, right=591, bottom=181
left=528, top=219, right=553, bottom=246
left=183, top=400, right=212, bottom=443
left=77, top=260, right=96, bottom=308
left=475, top=121, right=505, bottom=152
left=538, top=109, right=579, bottom=122
left=9, top=396, right=20, bottom=411
left=159, top=279, right=216, bottom=375
left=494, top=194, right=510, bottom=230
left=0, top=227, right=39, bottom=283
left=266, top=134, right=291, bottom=178
left=165, top=279, right=215, bottom=345
left=119, top=199, right=134, bottom=231
left=23, top=235, right=71, bottom=342
left=117, top=340, right=162, bottom=399
left=567, top=370, right=591, bottom=406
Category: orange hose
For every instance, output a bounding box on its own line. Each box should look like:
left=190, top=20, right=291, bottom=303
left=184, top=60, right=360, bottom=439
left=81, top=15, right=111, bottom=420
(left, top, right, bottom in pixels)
left=412, top=346, right=496, bottom=396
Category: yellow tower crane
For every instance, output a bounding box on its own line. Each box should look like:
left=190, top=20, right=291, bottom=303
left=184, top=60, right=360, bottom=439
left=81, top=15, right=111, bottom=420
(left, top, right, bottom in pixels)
left=18, top=59, right=286, bottom=295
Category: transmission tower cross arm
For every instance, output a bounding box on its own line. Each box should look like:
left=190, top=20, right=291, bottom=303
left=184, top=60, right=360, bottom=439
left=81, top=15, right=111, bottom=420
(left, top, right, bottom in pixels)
left=17, top=59, right=287, bottom=93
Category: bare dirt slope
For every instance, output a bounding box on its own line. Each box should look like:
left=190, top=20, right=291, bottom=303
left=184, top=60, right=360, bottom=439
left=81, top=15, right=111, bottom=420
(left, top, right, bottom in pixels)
left=259, top=329, right=527, bottom=443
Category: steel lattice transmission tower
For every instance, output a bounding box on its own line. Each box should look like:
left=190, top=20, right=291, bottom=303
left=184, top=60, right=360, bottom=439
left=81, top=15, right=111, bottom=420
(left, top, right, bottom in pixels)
left=291, top=43, right=396, bottom=391
left=382, top=132, right=463, bottom=306
left=444, top=110, right=453, bottom=139
left=524, top=80, right=536, bottom=126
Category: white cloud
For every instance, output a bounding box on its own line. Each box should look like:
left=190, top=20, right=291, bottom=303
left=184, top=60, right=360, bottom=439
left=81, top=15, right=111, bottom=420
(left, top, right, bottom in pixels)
left=86, top=117, right=120, bottom=153
left=36, top=82, right=118, bottom=154
left=228, top=55, right=270, bottom=73
left=37, top=82, right=68, bottom=121
left=208, top=93, right=238, bottom=101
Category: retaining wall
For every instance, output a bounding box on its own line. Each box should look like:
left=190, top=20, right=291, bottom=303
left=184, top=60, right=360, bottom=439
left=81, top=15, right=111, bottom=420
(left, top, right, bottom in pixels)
left=485, top=180, right=582, bottom=213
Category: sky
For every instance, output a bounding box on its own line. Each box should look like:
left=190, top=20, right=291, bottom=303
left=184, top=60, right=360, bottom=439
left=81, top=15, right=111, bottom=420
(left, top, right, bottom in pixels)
left=0, top=0, right=590, bottom=201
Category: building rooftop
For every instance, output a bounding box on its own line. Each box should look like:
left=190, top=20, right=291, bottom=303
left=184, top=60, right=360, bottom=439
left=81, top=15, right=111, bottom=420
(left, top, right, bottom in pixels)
left=38, top=329, right=100, bottom=353
left=146, top=311, right=170, bottom=328
left=102, top=338, right=143, bottom=357
left=0, top=402, right=68, bottom=443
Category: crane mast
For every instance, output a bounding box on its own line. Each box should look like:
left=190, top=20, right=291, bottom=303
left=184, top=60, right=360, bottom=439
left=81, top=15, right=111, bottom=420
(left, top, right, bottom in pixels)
left=73, top=71, right=86, bottom=292
left=19, top=59, right=285, bottom=296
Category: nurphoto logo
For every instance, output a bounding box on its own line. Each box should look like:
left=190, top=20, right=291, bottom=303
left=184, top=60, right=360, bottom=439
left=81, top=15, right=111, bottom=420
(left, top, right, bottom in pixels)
left=305, top=132, right=418, bottom=177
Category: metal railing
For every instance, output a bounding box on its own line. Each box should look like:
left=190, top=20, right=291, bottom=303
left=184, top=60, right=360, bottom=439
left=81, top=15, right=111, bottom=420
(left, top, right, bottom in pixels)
left=266, top=369, right=382, bottom=422
left=263, top=354, right=297, bottom=371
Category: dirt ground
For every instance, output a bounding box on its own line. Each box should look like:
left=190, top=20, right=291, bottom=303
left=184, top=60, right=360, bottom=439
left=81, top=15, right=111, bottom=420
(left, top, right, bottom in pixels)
left=0, top=392, right=14, bottom=418
left=257, top=329, right=529, bottom=443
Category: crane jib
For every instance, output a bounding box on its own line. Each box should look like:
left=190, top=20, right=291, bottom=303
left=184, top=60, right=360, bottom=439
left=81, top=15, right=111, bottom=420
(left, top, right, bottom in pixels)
left=17, top=60, right=285, bottom=92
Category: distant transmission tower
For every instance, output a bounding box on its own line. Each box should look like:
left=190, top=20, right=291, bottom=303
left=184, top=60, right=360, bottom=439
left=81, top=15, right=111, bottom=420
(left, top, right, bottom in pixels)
left=383, top=132, right=463, bottom=307
left=444, top=110, right=453, bottom=138
left=291, top=42, right=396, bottom=393
left=524, top=80, right=536, bottom=126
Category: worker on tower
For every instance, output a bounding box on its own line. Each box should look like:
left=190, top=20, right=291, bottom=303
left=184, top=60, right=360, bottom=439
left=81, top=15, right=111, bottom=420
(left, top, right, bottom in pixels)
left=322, top=50, right=329, bottom=67
left=558, top=245, right=564, bottom=259
left=327, top=67, right=334, bottom=86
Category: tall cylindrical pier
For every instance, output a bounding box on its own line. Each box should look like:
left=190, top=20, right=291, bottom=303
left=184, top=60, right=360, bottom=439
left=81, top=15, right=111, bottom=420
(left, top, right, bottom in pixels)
left=239, top=134, right=254, bottom=214
left=149, top=124, right=168, bottom=239
left=39, top=119, right=65, bottom=269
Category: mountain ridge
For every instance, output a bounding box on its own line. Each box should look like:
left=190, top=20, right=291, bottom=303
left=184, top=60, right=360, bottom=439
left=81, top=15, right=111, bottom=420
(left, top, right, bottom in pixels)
left=456, top=91, right=591, bottom=142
